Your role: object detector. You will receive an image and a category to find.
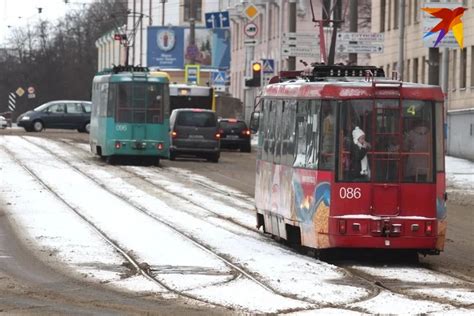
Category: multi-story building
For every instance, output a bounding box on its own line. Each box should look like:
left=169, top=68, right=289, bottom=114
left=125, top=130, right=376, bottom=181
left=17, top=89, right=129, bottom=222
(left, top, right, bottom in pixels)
left=371, top=0, right=474, bottom=160
left=96, top=0, right=371, bottom=120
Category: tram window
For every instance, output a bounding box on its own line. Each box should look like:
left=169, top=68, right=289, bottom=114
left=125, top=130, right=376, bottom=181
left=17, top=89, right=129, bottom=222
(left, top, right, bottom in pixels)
left=100, top=83, right=109, bottom=117
left=106, top=84, right=116, bottom=117
left=273, top=100, right=283, bottom=164
left=337, top=100, right=373, bottom=182
left=402, top=100, right=434, bottom=182
left=294, top=101, right=309, bottom=168
left=319, top=101, right=336, bottom=170
left=305, top=100, right=320, bottom=169
left=283, top=100, right=297, bottom=166
left=262, top=100, right=272, bottom=162
left=268, top=100, right=277, bottom=160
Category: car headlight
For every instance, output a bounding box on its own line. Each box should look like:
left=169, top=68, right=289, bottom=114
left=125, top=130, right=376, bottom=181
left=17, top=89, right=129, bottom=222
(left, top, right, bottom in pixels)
left=21, top=116, right=30, bottom=120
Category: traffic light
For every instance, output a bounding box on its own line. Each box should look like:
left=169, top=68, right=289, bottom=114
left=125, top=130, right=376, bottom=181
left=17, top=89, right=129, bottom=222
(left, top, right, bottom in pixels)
left=245, top=62, right=262, bottom=87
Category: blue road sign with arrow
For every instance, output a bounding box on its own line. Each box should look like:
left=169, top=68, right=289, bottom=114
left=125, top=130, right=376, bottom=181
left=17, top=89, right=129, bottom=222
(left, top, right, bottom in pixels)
left=205, top=11, right=230, bottom=29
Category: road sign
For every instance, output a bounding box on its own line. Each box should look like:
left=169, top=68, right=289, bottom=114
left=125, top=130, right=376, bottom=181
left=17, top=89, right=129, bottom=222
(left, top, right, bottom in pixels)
left=27, top=86, right=35, bottom=94
left=281, top=46, right=319, bottom=58
left=8, top=92, right=16, bottom=112
left=337, top=32, right=384, bottom=42
left=244, top=39, right=257, bottom=46
left=205, top=11, right=230, bottom=28
left=336, top=43, right=384, bottom=54
left=185, top=64, right=200, bottom=84
left=16, top=87, right=25, bottom=97
left=211, top=71, right=226, bottom=87
left=261, top=59, right=275, bottom=74
left=283, top=32, right=318, bottom=40
left=243, top=4, right=259, bottom=21
left=244, top=22, right=258, bottom=38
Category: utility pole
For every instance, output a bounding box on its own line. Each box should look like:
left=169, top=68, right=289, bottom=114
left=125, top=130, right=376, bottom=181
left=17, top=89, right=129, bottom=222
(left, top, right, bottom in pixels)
left=161, top=0, right=166, bottom=26
left=348, top=0, right=358, bottom=65
left=327, top=0, right=342, bottom=65
left=398, top=0, right=405, bottom=80
left=288, top=0, right=296, bottom=70
left=189, top=0, right=196, bottom=64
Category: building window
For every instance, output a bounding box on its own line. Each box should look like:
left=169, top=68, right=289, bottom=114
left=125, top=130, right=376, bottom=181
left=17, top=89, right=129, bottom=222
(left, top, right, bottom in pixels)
left=471, top=46, right=474, bottom=87
left=406, top=59, right=410, bottom=82
left=413, top=58, right=418, bottom=83
left=394, top=0, right=399, bottom=29
left=460, top=48, right=467, bottom=89
left=452, top=50, right=457, bottom=91
left=421, top=56, right=426, bottom=83
left=407, top=0, right=412, bottom=25
left=414, top=0, right=420, bottom=23
left=380, top=0, right=386, bottom=32
left=183, top=0, right=202, bottom=22
left=388, top=0, right=392, bottom=30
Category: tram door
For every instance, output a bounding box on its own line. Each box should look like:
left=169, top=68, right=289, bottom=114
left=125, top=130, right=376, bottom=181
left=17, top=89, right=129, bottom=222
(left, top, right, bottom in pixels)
left=371, top=98, right=402, bottom=216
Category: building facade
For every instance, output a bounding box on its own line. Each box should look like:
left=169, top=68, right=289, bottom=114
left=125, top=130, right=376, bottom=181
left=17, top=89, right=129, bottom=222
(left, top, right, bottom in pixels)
left=371, top=0, right=474, bottom=160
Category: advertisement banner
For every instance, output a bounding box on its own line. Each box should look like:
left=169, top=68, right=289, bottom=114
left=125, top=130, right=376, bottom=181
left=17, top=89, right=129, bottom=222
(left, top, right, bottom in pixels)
left=147, top=26, right=231, bottom=70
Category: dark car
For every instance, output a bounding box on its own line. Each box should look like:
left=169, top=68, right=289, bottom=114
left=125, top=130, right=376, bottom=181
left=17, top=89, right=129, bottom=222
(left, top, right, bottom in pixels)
left=17, top=100, right=91, bottom=133
left=169, top=108, right=220, bottom=162
left=218, top=118, right=251, bottom=152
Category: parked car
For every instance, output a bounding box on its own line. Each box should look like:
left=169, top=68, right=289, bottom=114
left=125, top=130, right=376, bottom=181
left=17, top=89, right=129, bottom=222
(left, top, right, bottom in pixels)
left=0, top=115, right=7, bottom=129
left=17, top=100, right=91, bottom=133
left=218, top=118, right=251, bottom=152
left=169, top=108, right=220, bottom=162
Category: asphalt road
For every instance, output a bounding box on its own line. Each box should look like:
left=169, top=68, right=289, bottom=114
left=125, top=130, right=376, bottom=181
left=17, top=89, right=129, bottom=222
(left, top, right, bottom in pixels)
left=0, top=129, right=472, bottom=314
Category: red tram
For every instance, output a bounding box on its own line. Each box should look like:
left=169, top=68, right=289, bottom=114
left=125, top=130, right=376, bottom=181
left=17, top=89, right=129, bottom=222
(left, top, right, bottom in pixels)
left=252, top=65, right=447, bottom=255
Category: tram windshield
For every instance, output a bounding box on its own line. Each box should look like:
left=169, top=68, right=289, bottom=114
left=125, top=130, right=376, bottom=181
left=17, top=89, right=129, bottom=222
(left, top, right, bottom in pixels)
left=337, top=99, right=435, bottom=183
left=108, top=82, right=169, bottom=124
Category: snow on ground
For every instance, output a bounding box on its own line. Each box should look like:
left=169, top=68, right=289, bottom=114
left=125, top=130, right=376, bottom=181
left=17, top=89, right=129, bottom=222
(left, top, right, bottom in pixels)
left=0, top=135, right=472, bottom=314
left=445, top=156, right=474, bottom=194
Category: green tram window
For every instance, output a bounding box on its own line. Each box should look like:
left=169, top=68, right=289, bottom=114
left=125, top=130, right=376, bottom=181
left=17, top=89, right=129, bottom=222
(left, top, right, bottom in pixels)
left=113, top=82, right=166, bottom=124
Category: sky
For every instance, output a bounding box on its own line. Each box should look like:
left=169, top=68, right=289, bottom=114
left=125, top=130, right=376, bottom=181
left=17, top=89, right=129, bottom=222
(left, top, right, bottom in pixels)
left=0, top=0, right=95, bottom=45
left=0, top=134, right=473, bottom=313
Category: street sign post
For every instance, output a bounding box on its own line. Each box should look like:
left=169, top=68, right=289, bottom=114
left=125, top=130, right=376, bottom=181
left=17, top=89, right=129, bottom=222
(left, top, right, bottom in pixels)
left=185, top=64, right=200, bottom=84
left=205, top=11, right=230, bottom=28
left=281, top=32, right=319, bottom=58
left=244, top=22, right=258, bottom=38
left=336, top=32, right=385, bottom=54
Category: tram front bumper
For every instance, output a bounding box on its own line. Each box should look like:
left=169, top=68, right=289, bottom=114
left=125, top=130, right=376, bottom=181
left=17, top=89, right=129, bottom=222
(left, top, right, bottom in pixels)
left=329, top=217, right=438, bottom=249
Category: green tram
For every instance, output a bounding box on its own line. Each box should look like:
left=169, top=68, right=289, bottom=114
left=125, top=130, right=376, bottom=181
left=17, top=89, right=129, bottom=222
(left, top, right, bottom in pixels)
left=90, top=66, right=171, bottom=164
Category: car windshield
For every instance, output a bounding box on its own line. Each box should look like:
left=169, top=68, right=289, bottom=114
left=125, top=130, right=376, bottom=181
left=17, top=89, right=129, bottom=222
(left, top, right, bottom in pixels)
left=83, top=103, right=91, bottom=113
left=177, top=111, right=216, bottom=127
left=219, top=121, right=246, bottom=130
left=34, top=102, right=54, bottom=112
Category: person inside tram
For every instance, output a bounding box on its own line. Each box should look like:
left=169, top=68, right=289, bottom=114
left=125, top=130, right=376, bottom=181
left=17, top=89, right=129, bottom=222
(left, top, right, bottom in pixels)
left=350, top=126, right=371, bottom=181
left=404, top=118, right=431, bottom=182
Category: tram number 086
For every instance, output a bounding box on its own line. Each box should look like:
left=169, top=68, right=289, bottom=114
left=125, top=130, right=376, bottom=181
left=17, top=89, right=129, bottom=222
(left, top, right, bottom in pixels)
left=339, top=187, right=362, bottom=199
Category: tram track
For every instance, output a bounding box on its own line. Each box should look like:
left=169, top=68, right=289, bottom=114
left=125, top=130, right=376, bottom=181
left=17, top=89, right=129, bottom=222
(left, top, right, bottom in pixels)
left=0, top=143, right=221, bottom=309
left=11, top=136, right=472, bottom=312
left=15, top=136, right=348, bottom=312
left=344, top=266, right=474, bottom=309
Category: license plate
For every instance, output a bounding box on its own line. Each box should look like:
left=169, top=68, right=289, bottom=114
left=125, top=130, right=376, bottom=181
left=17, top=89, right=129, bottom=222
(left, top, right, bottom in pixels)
left=189, top=135, right=204, bottom=139
left=226, top=135, right=239, bottom=139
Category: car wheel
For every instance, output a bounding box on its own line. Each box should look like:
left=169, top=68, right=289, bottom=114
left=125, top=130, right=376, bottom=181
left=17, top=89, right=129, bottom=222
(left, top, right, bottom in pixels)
left=207, top=153, right=219, bottom=163
left=84, top=122, right=90, bottom=134
left=32, top=120, right=44, bottom=132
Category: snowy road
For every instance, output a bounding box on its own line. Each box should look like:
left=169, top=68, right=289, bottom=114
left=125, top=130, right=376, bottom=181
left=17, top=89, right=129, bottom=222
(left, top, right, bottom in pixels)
left=0, top=135, right=472, bottom=314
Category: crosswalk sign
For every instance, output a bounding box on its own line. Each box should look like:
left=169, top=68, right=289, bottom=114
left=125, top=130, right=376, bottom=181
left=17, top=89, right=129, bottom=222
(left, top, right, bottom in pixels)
left=211, top=71, right=226, bottom=86
left=261, top=59, right=275, bottom=74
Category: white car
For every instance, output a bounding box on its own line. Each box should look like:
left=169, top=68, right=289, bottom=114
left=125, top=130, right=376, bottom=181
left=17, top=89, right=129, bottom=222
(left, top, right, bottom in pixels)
left=0, top=116, right=7, bottom=129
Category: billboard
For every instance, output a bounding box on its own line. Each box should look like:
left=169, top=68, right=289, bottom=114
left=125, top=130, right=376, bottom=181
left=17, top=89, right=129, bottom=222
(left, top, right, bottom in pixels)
left=147, top=26, right=231, bottom=69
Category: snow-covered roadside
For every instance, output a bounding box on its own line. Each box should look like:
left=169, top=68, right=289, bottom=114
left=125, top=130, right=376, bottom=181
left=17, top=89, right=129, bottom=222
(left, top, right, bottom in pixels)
left=445, top=156, right=474, bottom=205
